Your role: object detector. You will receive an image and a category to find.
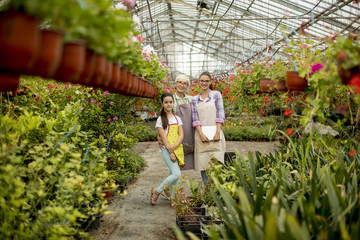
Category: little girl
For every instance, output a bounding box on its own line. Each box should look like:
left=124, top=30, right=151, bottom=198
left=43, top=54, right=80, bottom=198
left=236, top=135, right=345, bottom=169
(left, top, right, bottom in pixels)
left=151, top=93, right=184, bottom=206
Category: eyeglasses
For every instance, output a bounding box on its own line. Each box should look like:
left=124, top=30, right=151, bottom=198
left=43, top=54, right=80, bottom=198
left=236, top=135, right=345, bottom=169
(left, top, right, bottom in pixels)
left=176, top=81, right=188, bottom=86
left=199, top=80, right=211, bottom=83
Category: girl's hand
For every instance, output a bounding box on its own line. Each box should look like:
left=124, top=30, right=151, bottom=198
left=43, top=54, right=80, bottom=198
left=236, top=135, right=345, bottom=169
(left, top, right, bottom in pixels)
left=167, top=145, right=174, bottom=154
left=170, top=152, right=177, bottom=162
left=213, top=131, right=221, bottom=141
left=200, top=133, right=210, bottom=143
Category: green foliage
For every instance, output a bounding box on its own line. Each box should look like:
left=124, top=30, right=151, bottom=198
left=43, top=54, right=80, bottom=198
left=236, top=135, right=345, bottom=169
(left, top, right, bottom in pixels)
left=205, top=132, right=360, bottom=239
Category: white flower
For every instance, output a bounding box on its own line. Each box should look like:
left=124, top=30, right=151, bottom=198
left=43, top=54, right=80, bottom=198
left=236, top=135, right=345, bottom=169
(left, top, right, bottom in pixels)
left=114, top=2, right=127, bottom=11
left=75, top=90, right=81, bottom=94
left=132, top=14, right=141, bottom=25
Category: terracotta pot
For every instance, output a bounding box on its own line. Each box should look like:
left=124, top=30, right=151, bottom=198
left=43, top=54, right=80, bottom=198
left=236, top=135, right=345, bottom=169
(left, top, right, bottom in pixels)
left=120, top=71, right=133, bottom=95
left=116, top=67, right=128, bottom=94
left=105, top=63, right=120, bottom=92
left=77, top=49, right=96, bottom=85
left=101, top=61, right=112, bottom=88
left=28, top=29, right=63, bottom=78
left=276, top=79, right=288, bottom=93
left=54, top=40, right=86, bottom=82
left=129, top=74, right=139, bottom=96
left=0, top=11, right=40, bottom=73
left=260, top=78, right=276, bottom=92
left=153, top=87, right=159, bottom=98
left=0, top=72, right=20, bottom=92
left=140, top=78, right=147, bottom=97
left=286, top=71, right=308, bottom=91
left=87, top=53, right=106, bottom=87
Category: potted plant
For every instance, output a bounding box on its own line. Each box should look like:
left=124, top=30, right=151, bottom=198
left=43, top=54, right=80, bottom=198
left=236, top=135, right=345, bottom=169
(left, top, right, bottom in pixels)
left=328, top=34, right=360, bottom=85
left=270, top=61, right=290, bottom=92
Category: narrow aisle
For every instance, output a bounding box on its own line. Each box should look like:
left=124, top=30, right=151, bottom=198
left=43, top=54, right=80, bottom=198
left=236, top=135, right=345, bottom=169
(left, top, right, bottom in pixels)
left=90, top=142, right=179, bottom=240
left=89, top=141, right=281, bottom=240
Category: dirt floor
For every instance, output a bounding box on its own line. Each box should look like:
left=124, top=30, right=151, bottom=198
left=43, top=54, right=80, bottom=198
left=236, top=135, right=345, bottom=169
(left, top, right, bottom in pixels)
left=89, top=141, right=281, bottom=240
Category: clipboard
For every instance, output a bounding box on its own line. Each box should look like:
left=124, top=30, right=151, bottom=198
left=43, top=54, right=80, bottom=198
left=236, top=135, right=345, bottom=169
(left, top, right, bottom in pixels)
left=201, top=126, right=222, bottom=140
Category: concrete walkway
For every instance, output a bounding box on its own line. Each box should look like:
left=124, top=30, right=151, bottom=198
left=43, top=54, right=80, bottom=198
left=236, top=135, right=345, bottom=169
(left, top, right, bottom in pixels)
left=89, top=141, right=281, bottom=240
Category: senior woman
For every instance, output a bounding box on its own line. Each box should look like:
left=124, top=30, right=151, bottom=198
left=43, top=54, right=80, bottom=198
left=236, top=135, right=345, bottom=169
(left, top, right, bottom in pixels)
left=173, top=74, right=194, bottom=170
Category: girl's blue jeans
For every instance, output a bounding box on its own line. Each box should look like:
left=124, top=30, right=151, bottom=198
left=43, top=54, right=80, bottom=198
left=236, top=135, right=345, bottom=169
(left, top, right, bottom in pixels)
left=156, top=149, right=181, bottom=198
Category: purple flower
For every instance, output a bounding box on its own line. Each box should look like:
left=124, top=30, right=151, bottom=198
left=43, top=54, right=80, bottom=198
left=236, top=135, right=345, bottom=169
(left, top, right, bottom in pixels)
left=91, top=99, right=96, bottom=103
left=113, top=116, right=118, bottom=121
left=103, top=91, right=109, bottom=95
left=64, top=84, right=69, bottom=89
left=311, top=63, right=323, bottom=73
left=85, top=100, right=89, bottom=104
left=247, top=82, right=251, bottom=86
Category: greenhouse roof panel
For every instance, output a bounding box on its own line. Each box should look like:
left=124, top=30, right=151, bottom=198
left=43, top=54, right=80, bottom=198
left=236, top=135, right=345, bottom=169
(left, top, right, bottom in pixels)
left=134, top=0, right=360, bottom=77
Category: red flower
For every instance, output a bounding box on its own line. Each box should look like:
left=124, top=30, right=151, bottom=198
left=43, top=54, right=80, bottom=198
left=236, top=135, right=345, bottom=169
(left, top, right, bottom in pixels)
left=260, top=110, right=264, bottom=115
left=16, top=88, right=20, bottom=94
left=348, top=74, right=360, bottom=93
left=264, top=98, right=268, bottom=103
left=350, top=149, right=355, bottom=157
left=68, top=95, right=71, bottom=99
left=48, top=84, right=54, bottom=89
left=284, top=109, right=292, bottom=117
left=287, top=129, right=293, bottom=135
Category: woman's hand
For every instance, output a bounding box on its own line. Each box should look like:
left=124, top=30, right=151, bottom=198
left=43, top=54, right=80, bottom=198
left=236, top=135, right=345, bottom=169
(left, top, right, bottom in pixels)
left=170, top=152, right=177, bottom=162
left=213, top=131, right=221, bottom=141
left=200, top=133, right=210, bottom=143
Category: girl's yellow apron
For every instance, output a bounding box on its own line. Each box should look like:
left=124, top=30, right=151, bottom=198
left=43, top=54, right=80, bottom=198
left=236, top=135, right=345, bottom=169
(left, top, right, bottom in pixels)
left=167, top=114, right=185, bottom=167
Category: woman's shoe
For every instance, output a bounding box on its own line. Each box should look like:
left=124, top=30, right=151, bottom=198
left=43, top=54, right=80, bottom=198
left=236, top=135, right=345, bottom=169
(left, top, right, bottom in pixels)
left=150, top=188, right=160, bottom=205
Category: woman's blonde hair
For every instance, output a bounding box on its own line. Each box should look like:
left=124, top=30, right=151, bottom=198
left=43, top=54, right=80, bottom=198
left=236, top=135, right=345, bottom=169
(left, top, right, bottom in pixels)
left=175, top=74, right=190, bottom=85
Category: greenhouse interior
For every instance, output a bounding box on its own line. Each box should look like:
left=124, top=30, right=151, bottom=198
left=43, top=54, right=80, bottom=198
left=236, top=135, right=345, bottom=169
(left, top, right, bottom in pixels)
left=1, top=0, right=360, bottom=239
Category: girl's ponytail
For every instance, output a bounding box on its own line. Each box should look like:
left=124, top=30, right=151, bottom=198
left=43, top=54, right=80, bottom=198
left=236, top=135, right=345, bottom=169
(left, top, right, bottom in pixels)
left=160, top=107, right=168, bottom=130
left=160, top=92, right=174, bottom=130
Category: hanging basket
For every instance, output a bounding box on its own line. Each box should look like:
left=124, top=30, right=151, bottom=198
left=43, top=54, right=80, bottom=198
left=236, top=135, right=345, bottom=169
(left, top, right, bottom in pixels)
left=28, top=28, right=63, bottom=78
left=77, top=49, right=96, bottom=85
left=260, top=78, right=276, bottom=92
left=86, top=53, right=106, bottom=87
left=0, top=11, right=40, bottom=74
left=53, top=40, right=86, bottom=82
left=0, top=72, right=20, bottom=92
left=286, top=71, right=307, bottom=91
left=104, top=63, right=120, bottom=92
left=276, top=79, right=288, bottom=93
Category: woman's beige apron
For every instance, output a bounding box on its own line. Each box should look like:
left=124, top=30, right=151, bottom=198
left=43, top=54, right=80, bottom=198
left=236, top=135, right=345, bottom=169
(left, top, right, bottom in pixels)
left=175, top=100, right=195, bottom=170
left=194, top=91, right=225, bottom=172
left=167, top=114, right=185, bottom=167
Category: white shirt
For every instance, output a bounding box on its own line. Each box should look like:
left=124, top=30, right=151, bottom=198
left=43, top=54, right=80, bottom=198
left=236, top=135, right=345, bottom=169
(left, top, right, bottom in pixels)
left=155, top=115, right=183, bottom=136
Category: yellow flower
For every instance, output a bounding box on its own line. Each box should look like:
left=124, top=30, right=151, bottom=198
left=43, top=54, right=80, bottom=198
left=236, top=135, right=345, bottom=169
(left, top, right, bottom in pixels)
left=262, top=132, right=266, bottom=135
left=344, top=140, right=347, bottom=144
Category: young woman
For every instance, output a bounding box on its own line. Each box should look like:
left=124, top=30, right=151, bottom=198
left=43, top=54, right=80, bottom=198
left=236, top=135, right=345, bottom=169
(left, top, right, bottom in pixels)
left=191, top=71, right=226, bottom=182
left=151, top=93, right=184, bottom=206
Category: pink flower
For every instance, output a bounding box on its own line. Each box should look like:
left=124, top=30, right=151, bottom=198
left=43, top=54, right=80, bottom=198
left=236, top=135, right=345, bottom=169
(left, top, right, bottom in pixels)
left=123, top=0, right=135, bottom=7
left=157, top=81, right=161, bottom=85
left=107, top=118, right=111, bottom=122
left=64, top=84, right=69, bottom=89
left=109, top=101, right=114, bottom=105
left=98, top=102, right=102, bottom=105
left=91, top=99, right=96, bottom=103
left=164, top=88, right=170, bottom=93
left=247, top=82, right=251, bottom=86
left=103, top=91, right=109, bottom=95
left=85, top=100, right=89, bottom=104
left=311, top=63, right=323, bottom=73
left=113, top=116, right=118, bottom=121
left=136, top=35, right=144, bottom=42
